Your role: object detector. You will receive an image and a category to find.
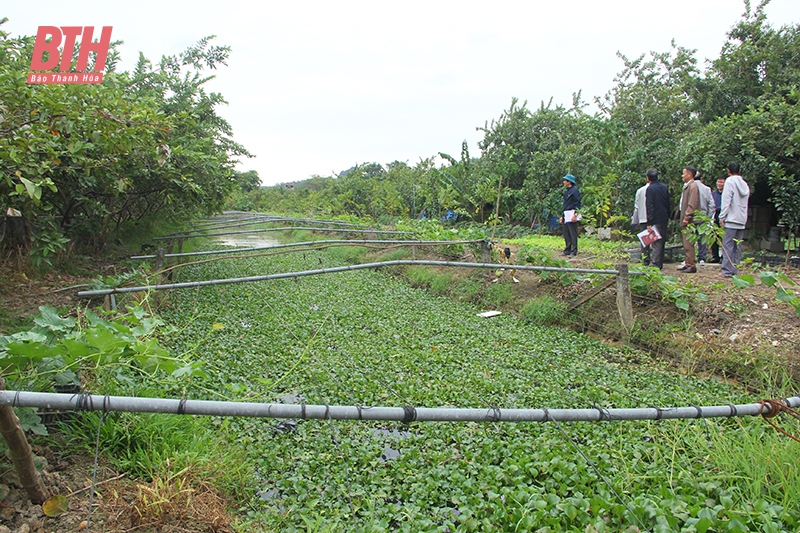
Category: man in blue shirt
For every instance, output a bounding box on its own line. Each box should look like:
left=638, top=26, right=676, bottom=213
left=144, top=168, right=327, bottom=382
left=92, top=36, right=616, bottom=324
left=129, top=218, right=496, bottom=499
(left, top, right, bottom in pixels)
left=559, top=174, right=581, bottom=257
left=709, top=175, right=726, bottom=263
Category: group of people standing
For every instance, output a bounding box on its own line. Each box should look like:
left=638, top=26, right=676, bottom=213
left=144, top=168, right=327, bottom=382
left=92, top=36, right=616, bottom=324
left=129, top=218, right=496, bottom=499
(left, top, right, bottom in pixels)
left=560, top=162, right=751, bottom=277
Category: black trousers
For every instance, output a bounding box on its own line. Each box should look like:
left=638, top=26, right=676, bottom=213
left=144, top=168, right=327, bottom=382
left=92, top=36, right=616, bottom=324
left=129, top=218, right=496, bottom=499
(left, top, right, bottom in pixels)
left=562, top=223, right=578, bottom=255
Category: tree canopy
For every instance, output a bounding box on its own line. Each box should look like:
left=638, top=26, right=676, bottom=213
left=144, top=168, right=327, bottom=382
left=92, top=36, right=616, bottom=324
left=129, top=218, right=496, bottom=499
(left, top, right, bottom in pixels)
left=237, top=2, right=798, bottom=240
left=1, top=19, right=249, bottom=261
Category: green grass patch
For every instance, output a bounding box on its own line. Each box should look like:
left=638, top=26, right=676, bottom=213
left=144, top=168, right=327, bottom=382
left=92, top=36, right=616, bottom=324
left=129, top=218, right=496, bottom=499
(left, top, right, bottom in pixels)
left=323, top=245, right=368, bottom=264
left=375, top=247, right=411, bottom=262
left=61, top=410, right=252, bottom=498
left=520, top=295, right=568, bottom=325
left=482, top=280, right=513, bottom=307
left=454, top=275, right=483, bottom=302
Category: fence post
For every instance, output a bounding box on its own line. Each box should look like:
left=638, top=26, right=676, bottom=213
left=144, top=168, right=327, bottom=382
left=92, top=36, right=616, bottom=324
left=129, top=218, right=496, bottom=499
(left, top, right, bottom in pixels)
left=156, top=247, right=165, bottom=275
left=480, top=241, right=491, bottom=263
left=616, top=263, right=633, bottom=330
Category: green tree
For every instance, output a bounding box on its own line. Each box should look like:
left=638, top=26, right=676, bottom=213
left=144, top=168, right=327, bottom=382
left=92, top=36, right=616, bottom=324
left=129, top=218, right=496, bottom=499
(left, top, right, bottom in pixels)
left=1, top=20, right=249, bottom=260
left=234, top=170, right=261, bottom=193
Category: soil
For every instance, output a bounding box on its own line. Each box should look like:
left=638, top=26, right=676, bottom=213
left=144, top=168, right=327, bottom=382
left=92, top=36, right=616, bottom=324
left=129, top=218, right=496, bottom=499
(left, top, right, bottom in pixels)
left=1, top=246, right=799, bottom=532
left=0, top=442, right=232, bottom=533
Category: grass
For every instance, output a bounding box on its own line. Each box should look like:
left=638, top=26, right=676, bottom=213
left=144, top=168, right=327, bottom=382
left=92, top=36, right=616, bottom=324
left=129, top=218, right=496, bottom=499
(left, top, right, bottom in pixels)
left=519, top=295, right=567, bottom=325
left=0, top=303, right=34, bottom=335
left=60, top=408, right=252, bottom=496
left=506, top=234, right=631, bottom=259
left=482, top=279, right=513, bottom=307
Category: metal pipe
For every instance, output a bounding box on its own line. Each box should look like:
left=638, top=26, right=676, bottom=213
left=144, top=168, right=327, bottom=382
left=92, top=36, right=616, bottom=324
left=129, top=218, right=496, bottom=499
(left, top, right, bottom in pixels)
left=131, top=240, right=481, bottom=260
left=2, top=391, right=796, bottom=423
left=77, top=260, right=643, bottom=297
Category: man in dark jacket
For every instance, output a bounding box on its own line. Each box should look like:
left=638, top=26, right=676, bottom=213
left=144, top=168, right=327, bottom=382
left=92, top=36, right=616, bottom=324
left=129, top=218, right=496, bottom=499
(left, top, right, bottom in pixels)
left=644, top=168, right=670, bottom=269
left=559, top=173, right=581, bottom=257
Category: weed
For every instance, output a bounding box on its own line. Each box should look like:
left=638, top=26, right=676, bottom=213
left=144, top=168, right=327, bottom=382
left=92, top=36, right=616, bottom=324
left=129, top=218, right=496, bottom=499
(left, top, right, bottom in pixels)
left=520, top=295, right=567, bottom=325
left=454, top=276, right=482, bottom=302
left=483, top=280, right=513, bottom=307
left=405, top=265, right=436, bottom=289
left=62, top=410, right=251, bottom=498
left=122, top=467, right=233, bottom=531
left=324, top=245, right=368, bottom=264
left=682, top=417, right=800, bottom=513
left=376, top=247, right=411, bottom=262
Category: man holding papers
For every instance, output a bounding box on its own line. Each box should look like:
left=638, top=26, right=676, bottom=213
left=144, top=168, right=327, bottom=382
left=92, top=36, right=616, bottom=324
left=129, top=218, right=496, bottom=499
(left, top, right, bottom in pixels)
left=559, top=174, right=581, bottom=257
left=644, top=168, right=670, bottom=269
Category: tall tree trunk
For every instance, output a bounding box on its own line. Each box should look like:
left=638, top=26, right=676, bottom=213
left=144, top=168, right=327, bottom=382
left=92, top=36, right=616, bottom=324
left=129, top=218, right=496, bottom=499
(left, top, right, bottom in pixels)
left=0, top=378, right=50, bottom=504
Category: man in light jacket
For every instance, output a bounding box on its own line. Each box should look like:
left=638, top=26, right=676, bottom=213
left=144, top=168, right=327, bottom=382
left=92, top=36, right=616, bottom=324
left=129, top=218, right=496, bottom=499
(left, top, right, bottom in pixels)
left=719, top=161, right=750, bottom=278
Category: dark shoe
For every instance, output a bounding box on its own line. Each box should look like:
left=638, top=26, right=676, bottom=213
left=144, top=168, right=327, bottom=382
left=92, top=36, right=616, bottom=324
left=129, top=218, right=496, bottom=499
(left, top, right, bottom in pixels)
left=678, top=266, right=697, bottom=273
left=569, top=253, right=577, bottom=258
left=561, top=251, right=570, bottom=256
left=709, top=258, right=720, bottom=263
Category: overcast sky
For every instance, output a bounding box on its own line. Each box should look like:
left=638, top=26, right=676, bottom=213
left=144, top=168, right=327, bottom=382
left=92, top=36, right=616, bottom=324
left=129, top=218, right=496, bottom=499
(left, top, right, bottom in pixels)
left=5, top=1, right=800, bottom=186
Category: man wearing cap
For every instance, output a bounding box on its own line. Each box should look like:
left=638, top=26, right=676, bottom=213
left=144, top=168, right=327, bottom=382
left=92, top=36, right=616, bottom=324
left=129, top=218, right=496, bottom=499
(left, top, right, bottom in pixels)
left=559, top=174, right=581, bottom=257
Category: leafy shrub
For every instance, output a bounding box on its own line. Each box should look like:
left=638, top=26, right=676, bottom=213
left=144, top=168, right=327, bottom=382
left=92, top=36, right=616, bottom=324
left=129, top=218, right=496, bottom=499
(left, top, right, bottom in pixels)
left=629, top=266, right=709, bottom=311
left=29, top=225, right=70, bottom=269
left=517, top=245, right=576, bottom=285
left=0, top=305, right=205, bottom=393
